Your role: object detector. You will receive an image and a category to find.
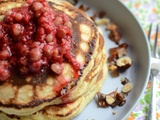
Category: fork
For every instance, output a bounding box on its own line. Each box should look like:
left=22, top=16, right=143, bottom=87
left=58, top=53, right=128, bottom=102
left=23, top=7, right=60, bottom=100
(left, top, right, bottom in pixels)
left=147, top=24, right=160, bottom=120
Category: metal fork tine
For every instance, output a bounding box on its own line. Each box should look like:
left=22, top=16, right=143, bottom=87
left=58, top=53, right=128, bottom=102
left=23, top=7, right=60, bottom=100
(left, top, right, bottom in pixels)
left=153, top=24, right=159, bottom=58
left=148, top=23, right=152, bottom=40
left=148, top=24, right=160, bottom=120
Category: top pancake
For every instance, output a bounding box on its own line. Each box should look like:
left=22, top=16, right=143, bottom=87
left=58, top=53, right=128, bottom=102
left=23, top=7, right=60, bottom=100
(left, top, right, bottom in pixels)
left=0, top=0, right=103, bottom=116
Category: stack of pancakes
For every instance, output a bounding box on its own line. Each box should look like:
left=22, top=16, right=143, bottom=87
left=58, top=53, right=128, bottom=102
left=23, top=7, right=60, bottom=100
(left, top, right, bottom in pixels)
left=0, top=0, right=107, bottom=119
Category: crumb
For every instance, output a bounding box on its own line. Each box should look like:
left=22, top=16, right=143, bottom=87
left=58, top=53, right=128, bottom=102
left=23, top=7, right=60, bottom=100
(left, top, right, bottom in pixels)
left=79, top=4, right=89, bottom=11
left=107, top=43, right=128, bottom=63
left=90, top=12, right=98, bottom=22
left=106, top=23, right=122, bottom=44
left=95, top=18, right=110, bottom=26
left=121, top=77, right=129, bottom=85
left=98, top=11, right=106, bottom=18
left=122, top=83, right=133, bottom=94
left=113, top=111, right=116, bottom=115
left=116, top=56, right=132, bottom=72
left=108, top=64, right=120, bottom=77
left=97, top=90, right=126, bottom=108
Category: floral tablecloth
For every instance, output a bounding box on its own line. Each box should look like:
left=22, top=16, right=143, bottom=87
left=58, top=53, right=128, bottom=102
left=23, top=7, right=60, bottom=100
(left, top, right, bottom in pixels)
left=120, top=0, right=160, bottom=120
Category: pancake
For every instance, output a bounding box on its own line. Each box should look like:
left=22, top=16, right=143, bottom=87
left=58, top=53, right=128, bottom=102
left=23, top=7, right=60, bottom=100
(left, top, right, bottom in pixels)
left=0, top=0, right=107, bottom=117
left=0, top=43, right=107, bottom=119
left=0, top=64, right=107, bottom=120
left=0, top=52, right=107, bottom=120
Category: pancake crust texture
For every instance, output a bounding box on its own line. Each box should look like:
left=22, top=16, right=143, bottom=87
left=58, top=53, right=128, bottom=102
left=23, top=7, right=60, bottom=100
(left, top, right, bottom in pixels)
left=0, top=64, right=107, bottom=120
left=0, top=0, right=108, bottom=119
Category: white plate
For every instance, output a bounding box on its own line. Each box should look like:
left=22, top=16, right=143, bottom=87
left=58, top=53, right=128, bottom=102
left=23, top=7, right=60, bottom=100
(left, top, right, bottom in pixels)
left=73, top=0, right=150, bottom=120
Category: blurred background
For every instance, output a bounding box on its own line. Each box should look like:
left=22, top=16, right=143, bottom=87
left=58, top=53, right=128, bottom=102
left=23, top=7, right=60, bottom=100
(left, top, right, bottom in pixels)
left=121, top=0, right=160, bottom=120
